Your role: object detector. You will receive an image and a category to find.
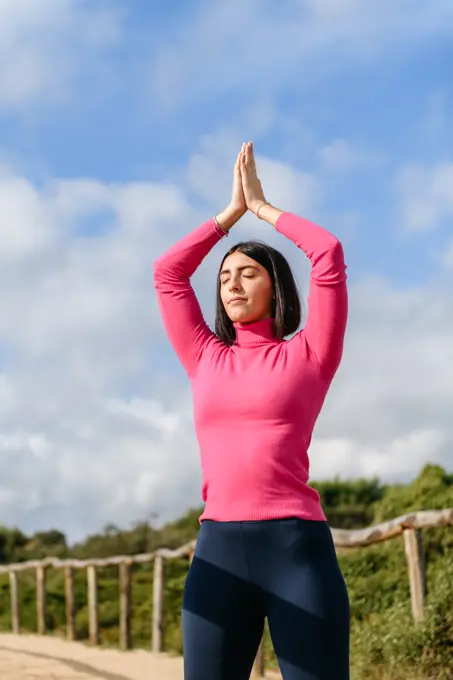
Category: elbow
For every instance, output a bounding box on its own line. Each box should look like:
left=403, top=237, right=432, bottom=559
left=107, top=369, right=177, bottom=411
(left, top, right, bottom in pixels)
left=329, top=236, right=344, bottom=258
left=316, top=234, right=346, bottom=266
left=314, top=239, right=346, bottom=285
left=152, top=259, right=161, bottom=285
left=329, top=239, right=347, bottom=280
left=153, top=256, right=187, bottom=292
left=153, top=257, right=169, bottom=288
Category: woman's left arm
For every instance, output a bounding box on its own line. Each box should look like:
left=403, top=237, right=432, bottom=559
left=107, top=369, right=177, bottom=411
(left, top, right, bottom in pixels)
left=240, top=142, right=348, bottom=380
left=272, top=210, right=348, bottom=379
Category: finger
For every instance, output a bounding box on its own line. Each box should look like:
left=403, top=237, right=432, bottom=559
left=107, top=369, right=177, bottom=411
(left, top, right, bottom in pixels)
left=245, top=142, right=251, bottom=166
left=248, top=141, right=255, bottom=168
left=249, top=141, right=256, bottom=167
left=236, top=143, right=245, bottom=167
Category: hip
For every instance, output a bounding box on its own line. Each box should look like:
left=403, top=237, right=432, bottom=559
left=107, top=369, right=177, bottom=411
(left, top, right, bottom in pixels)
left=190, top=516, right=349, bottom=618
left=195, top=516, right=343, bottom=580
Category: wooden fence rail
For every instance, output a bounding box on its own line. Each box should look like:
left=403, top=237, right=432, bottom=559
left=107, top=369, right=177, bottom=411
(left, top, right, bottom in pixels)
left=0, top=508, right=452, bottom=677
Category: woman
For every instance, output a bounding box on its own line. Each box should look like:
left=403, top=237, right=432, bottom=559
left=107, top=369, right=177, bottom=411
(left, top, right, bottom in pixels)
left=153, top=142, right=350, bottom=680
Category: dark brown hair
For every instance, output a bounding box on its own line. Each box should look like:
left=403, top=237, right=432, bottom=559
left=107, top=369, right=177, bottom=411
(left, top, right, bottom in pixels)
left=215, top=240, right=302, bottom=346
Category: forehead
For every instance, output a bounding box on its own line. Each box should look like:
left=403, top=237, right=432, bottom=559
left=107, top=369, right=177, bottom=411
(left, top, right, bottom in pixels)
left=221, top=251, right=260, bottom=270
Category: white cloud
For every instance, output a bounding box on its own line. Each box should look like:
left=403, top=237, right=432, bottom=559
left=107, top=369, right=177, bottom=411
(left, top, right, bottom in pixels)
left=0, top=171, right=194, bottom=364
left=318, top=139, right=386, bottom=173
left=310, top=428, right=448, bottom=481
left=395, top=162, right=453, bottom=231
left=0, top=167, right=58, bottom=262
left=310, top=274, right=453, bottom=479
left=0, top=142, right=452, bottom=542
left=150, top=0, right=453, bottom=111
left=0, top=0, right=121, bottom=111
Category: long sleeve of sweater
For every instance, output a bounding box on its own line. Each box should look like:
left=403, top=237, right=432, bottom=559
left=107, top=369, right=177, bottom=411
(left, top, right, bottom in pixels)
left=153, top=218, right=226, bottom=376
left=276, top=212, right=348, bottom=380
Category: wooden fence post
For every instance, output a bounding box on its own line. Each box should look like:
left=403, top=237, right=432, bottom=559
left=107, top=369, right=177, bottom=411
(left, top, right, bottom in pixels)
left=403, top=528, right=427, bottom=622
left=152, top=555, right=164, bottom=654
left=119, top=561, right=132, bottom=650
left=9, top=571, right=20, bottom=635
left=253, top=635, right=265, bottom=677
left=65, top=566, right=76, bottom=641
left=87, top=565, right=99, bottom=645
left=36, top=566, right=46, bottom=635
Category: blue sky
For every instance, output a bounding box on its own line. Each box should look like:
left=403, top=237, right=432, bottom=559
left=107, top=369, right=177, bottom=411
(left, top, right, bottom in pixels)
left=2, top=2, right=452, bottom=286
left=0, top=0, right=452, bottom=539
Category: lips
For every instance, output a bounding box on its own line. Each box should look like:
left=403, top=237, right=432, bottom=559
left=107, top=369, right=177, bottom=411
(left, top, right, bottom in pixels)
left=229, top=297, right=247, bottom=304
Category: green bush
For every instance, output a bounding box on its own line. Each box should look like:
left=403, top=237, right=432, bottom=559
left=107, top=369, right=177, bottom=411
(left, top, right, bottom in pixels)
left=350, top=574, right=453, bottom=680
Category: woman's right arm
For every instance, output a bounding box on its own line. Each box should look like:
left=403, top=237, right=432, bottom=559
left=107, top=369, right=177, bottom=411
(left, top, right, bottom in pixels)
left=153, top=206, right=242, bottom=376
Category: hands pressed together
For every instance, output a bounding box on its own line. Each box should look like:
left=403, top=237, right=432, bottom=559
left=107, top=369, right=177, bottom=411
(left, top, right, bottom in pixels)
left=231, top=141, right=266, bottom=217
left=216, top=141, right=282, bottom=232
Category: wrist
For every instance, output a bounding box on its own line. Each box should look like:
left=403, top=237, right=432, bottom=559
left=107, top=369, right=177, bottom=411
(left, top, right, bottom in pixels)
left=249, top=199, right=267, bottom=215
left=252, top=202, right=284, bottom=227
left=226, top=203, right=246, bottom=220
left=215, top=204, right=244, bottom=233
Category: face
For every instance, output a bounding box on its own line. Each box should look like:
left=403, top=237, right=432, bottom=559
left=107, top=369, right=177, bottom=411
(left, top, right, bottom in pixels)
left=219, top=250, right=273, bottom=324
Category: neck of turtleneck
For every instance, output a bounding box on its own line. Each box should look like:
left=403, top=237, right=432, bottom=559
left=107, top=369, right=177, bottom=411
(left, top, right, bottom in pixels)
left=233, top=317, right=278, bottom=347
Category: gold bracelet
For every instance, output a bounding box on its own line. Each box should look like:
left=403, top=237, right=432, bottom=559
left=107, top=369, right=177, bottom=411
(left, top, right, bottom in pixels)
left=256, top=201, right=269, bottom=219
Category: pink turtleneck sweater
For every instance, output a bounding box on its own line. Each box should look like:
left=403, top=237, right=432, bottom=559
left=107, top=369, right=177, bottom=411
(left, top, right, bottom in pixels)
left=153, top=212, right=348, bottom=523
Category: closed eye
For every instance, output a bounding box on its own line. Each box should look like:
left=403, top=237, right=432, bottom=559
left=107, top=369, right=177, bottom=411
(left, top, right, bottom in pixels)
left=219, top=266, right=258, bottom=284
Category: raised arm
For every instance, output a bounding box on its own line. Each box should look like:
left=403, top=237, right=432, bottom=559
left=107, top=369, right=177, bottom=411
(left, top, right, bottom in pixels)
left=274, top=212, right=347, bottom=379
left=153, top=149, right=247, bottom=376
left=240, top=142, right=348, bottom=379
left=153, top=220, right=223, bottom=376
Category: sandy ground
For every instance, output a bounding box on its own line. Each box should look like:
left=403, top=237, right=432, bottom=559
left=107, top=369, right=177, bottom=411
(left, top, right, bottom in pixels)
left=0, top=634, right=279, bottom=679
left=0, top=634, right=184, bottom=680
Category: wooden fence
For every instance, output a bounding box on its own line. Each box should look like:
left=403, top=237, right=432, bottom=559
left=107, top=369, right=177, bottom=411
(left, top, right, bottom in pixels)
left=1, top=508, right=452, bottom=677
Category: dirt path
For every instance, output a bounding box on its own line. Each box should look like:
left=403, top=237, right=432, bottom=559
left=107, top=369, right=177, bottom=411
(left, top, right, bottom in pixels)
left=0, top=634, right=184, bottom=680
left=0, top=634, right=279, bottom=679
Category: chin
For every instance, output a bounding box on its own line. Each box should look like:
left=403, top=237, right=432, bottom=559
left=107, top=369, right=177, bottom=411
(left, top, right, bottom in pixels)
left=232, top=310, right=259, bottom=324
left=227, top=309, right=247, bottom=323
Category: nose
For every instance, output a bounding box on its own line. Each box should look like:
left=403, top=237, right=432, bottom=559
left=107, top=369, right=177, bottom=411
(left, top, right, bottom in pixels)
left=228, top=274, right=242, bottom=293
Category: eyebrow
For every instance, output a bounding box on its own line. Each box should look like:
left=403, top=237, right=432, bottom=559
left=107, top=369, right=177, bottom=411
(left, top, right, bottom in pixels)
left=219, top=264, right=259, bottom=276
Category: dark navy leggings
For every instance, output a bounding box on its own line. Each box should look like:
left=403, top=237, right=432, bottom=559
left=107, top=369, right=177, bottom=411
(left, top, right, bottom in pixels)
left=182, top=517, right=350, bottom=680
